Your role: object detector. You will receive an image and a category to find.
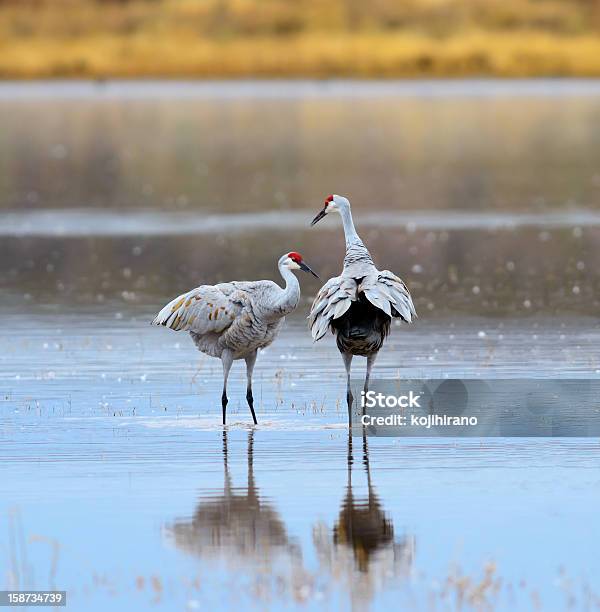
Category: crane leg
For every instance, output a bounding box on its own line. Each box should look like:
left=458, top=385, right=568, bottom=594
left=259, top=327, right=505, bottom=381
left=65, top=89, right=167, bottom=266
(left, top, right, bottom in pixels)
left=221, top=350, right=233, bottom=426
left=342, top=352, right=354, bottom=426
left=364, top=351, right=378, bottom=395
left=245, top=351, right=258, bottom=425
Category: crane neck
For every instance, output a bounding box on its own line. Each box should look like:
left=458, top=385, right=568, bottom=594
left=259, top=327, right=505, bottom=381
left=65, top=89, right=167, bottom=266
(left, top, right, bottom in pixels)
left=339, top=203, right=375, bottom=272
left=274, top=263, right=300, bottom=316
left=339, top=204, right=362, bottom=248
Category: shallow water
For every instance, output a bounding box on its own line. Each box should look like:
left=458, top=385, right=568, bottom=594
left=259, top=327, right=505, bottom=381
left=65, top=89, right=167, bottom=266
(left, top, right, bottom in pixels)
left=2, top=315, right=600, bottom=610
left=1, top=80, right=600, bottom=317
left=1, top=81, right=600, bottom=610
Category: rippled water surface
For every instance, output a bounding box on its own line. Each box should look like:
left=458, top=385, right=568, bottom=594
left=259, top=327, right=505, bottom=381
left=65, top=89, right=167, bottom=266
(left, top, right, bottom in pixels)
left=1, top=80, right=600, bottom=316
left=1, top=81, right=600, bottom=611
left=2, top=314, right=600, bottom=611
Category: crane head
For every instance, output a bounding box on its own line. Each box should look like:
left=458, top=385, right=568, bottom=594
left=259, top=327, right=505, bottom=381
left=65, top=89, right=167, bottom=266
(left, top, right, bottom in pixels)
left=282, top=252, right=319, bottom=278
left=310, top=194, right=349, bottom=226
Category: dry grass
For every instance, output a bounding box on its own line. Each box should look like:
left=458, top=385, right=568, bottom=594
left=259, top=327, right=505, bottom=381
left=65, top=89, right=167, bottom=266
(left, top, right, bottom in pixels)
left=1, top=0, right=600, bottom=78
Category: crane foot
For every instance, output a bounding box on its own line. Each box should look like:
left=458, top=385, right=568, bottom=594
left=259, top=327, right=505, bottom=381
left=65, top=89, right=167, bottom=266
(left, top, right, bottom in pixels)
left=246, top=389, right=258, bottom=425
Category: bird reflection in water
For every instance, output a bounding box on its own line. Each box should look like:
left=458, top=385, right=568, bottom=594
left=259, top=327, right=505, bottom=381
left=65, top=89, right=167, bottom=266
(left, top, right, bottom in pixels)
left=314, top=431, right=415, bottom=603
left=165, top=429, right=413, bottom=606
left=165, top=429, right=302, bottom=571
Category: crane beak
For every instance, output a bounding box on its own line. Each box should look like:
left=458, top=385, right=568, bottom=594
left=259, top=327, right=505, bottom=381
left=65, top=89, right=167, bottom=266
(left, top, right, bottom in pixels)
left=299, top=261, right=319, bottom=278
left=310, top=208, right=327, bottom=226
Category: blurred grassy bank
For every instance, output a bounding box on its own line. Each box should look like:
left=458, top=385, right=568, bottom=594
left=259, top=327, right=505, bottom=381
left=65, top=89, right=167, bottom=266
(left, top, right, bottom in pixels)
left=1, top=0, right=600, bottom=78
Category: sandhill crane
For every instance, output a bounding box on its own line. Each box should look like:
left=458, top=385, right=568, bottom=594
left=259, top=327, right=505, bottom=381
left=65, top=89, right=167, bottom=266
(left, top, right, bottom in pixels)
left=152, top=252, right=318, bottom=425
left=308, top=195, right=416, bottom=416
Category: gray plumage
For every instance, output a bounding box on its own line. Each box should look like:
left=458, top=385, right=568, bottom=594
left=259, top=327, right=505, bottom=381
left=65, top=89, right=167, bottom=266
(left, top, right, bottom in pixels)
left=152, top=252, right=317, bottom=425
left=308, top=195, right=416, bottom=416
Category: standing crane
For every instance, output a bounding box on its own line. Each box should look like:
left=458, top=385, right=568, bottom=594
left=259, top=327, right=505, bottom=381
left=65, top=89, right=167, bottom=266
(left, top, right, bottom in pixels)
left=152, top=252, right=318, bottom=425
left=308, top=195, right=416, bottom=416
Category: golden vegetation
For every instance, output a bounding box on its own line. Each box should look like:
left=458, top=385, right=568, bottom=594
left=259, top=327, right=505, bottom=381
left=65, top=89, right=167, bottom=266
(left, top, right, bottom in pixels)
left=1, top=0, right=600, bottom=78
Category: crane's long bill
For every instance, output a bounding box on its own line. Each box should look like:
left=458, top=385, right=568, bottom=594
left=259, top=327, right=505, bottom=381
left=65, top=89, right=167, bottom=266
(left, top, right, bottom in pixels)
left=310, top=208, right=327, bottom=226
left=299, top=261, right=319, bottom=278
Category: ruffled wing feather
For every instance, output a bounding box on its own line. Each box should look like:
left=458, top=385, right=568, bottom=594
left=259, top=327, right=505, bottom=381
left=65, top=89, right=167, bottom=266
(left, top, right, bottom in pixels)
left=360, top=270, right=416, bottom=323
left=152, top=285, right=245, bottom=333
left=308, top=276, right=358, bottom=341
left=308, top=269, right=416, bottom=341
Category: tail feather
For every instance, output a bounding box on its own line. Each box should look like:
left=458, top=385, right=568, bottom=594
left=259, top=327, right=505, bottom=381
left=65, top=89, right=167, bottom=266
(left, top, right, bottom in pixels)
left=151, top=293, right=188, bottom=329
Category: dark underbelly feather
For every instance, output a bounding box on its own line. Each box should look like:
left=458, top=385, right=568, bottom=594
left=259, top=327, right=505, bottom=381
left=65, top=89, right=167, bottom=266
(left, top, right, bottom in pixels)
left=331, top=294, right=391, bottom=356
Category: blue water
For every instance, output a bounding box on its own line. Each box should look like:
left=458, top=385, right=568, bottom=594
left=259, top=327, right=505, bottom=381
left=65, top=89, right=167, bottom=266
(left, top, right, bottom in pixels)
left=2, top=314, right=600, bottom=611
